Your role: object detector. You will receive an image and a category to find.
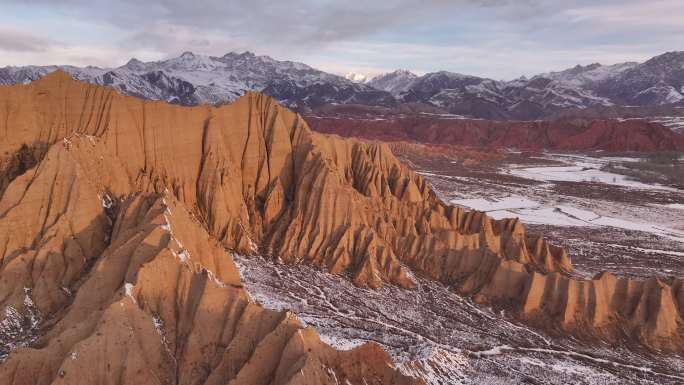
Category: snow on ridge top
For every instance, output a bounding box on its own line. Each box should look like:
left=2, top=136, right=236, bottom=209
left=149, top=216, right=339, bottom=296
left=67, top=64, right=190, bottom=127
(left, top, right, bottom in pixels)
left=635, top=83, right=684, bottom=104
left=369, top=69, right=420, bottom=95
left=371, top=69, right=418, bottom=79
left=6, top=50, right=684, bottom=116
left=162, top=52, right=223, bottom=72
left=124, top=58, right=146, bottom=71
left=424, top=70, right=479, bottom=80
left=345, top=72, right=369, bottom=83
left=643, top=50, right=684, bottom=66
left=537, top=61, right=638, bottom=87
left=109, top=50, right=347, bottom=91
left=392, top=69, right=417, bottom=76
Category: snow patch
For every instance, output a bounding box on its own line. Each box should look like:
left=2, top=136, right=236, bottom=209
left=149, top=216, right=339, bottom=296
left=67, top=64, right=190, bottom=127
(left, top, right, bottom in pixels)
left=161, top=214, right=172, bottom=232
left=509, top=163, right=673, bottom=191
left=319, top=334, right=366, bottom=351
left=451, top=196, right=539, bottom=212
left=100, top=193, right=113, bottom=209
left=0, top=288, right=42, bottom=360
left=470, top=345, right=512, bottom=357
left=400, top=348, right=469, bottom=385
left=452, top=193, right=684, bottom=242
left=124, top=283, right=136, bottom=304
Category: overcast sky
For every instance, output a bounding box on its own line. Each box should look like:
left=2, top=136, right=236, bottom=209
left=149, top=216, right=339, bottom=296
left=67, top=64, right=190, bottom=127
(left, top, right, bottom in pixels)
left=1, top=0, right=683, bottom=79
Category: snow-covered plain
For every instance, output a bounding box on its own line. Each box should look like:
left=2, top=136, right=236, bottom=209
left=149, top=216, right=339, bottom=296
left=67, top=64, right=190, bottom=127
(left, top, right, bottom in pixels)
left=235, top=255, right=684, bottom=385
left=413, top=150, right=684, bottom=279
left=452, top=195, right=684, bottom=242
left=443, top=153, right=684, bottom=243
left=507, top=154, right=675, bottom=191
left=229, top=150, right=684, bottom=385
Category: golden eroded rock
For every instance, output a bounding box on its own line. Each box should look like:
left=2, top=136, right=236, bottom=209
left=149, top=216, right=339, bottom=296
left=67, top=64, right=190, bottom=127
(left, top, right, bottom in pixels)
left=0, top=137, right=419, bottom=384
left=0, top=71, right=571, bottom=289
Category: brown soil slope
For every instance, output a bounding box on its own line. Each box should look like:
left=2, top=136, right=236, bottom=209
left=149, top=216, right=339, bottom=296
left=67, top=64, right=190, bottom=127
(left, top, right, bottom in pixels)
left=0, top=72, right=681, bottom=382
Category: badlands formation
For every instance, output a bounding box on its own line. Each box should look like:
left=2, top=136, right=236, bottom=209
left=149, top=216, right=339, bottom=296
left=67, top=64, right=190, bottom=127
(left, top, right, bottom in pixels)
left=0, top=72, right=682, bottom=384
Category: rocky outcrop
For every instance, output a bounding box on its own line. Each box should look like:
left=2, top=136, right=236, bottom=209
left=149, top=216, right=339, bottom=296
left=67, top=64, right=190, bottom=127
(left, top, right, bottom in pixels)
left=0, top=136, right=419, bottom=385
left=306, top=114, right=684, bottom=151
left=466, top=262, right=684, bottom=352
left=0, top=71, right=570, bottom=290
left=0, top=71, right=682, bottom=372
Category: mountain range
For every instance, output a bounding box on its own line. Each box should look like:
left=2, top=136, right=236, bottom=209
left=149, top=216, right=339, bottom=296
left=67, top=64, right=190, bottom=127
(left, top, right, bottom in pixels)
left=369, top=52, right=684, bottom=119
left=0, top=51, right=394, bottom=110
left=2, top=51, right=684, bottom=119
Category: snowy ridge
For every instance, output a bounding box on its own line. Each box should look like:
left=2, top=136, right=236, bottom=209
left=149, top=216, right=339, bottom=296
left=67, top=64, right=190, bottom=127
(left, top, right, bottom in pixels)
left=649, top=116, right=684, bottom=134
left=368, top=51, right=684, bottom=119
left=2, top=50, right=684, bottom=118
left=0, top=51, right=394, bottom=111
left=368, top=69, right=419, bottom=96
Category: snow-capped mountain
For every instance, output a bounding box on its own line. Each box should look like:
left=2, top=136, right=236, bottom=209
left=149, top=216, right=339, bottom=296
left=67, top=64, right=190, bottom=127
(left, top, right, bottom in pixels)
left=0, top=65, right=107, bottom=85
left=378, top=70, right=613, bottom=120
left=366, top=51, right=684, bottom=119
left=596, top=51, right=684, bottom=105
left=0, top=51, right=395, bottom=110
left=368, top=69, right=418, bottom=96
left=344, top=72, right=369, bottom=83
left=2, top=50, right=683, bottom=119
left=537, top=62, right=638, bottom=88
left=526, top=52, right=684, bottom=111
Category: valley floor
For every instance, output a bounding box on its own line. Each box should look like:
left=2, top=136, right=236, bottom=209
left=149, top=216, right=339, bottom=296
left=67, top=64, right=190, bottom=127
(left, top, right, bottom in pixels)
left=418, top=151, right=684, bottom=279
left=235, top=255, right=684, bottom=385
left=234, top=149, right=684, bottom=385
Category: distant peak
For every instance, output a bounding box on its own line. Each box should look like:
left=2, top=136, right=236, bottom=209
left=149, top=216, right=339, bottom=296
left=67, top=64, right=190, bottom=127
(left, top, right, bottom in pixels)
left=126, top=58, right=144, bottom=65
left=180, top=51, right=195, bottom=58
left=429, top=70, right=471, bottom=79
left=565, top=62, right=602, bottom=75
left=221, top=51, right=257, bottom=60
left=124, top=58, right=146, bottom=70
left=647, top=50, right=684, bottom=64
left=345, top=72, right=368, bottom=83
left=659, top=50, right=684, bottom=57
left=393, top=69, right=416, bottom=76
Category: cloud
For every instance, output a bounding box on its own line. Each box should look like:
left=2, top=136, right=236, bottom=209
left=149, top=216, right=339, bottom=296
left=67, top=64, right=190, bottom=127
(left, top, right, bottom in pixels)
left=1, top=0, right=683, bottom=78
left=3, top=0, right=516, bottom=53
left=563, top=0, right=684, bottom=27
left=0, top=28, right=59, bottom=52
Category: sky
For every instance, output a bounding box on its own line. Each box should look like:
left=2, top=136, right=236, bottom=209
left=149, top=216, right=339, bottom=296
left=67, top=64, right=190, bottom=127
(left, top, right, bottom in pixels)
left=1, top=0, right=683, bottom=80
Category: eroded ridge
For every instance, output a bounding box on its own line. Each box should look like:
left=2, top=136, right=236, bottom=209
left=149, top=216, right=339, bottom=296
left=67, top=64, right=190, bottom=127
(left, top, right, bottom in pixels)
left=0, top=72, right=681, bottom=358
left=0, top=138, right=418, bottom=384
left=0, top=71, right=570, bottom=288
